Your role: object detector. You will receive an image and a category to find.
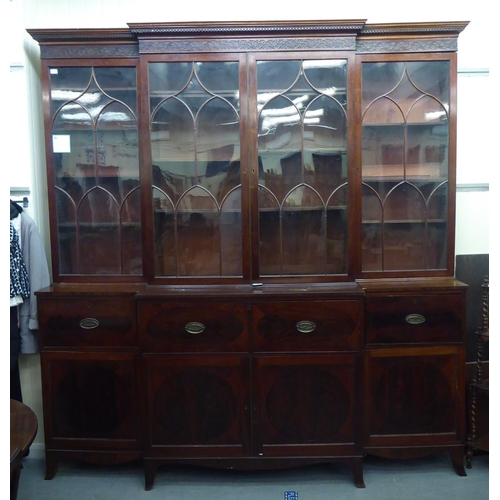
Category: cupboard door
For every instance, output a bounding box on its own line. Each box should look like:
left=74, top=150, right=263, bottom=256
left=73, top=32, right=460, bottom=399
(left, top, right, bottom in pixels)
left=143, top=355, right=250, bottom=457
left=254, top=56, right=350, bottom=278
left=148, top=58, right=248, bottom=279
left=360, top=58, right=453, bottom=274
left=253, top=354, right=360, bottom=456
left=42, top=351, right=138, bottom=450
left=48, top=63, right=142, bottom=277
left=364, top=347, right=465, bottom=447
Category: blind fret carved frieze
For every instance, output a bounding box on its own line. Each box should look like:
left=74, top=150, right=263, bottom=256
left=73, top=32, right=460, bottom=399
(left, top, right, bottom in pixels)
left=39, top=44, right=139, bottom=59
left=139, top=37, right=356, bottom=54
left=356, top=38, right=458, bottom=53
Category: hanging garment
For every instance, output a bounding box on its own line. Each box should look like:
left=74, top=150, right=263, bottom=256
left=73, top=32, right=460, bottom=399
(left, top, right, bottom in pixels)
left=10, top=221, right=30, bottom=304
left=11, top=305, right=23, bottom=402
left=10, top=201, right=51, bottom=353
left=10, top=220, right=29, bottom=402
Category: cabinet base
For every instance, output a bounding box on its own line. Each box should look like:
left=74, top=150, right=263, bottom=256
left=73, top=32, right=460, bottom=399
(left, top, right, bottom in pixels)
left=143, top=456, right=365, bottom=491
left=44, top=449, right=142, bottom=480
left=364, top=445, right=467, bottom=477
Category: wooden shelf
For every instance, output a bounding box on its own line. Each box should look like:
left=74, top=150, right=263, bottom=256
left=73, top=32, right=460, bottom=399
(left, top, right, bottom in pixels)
left=362, top=219, right=446, bottom=224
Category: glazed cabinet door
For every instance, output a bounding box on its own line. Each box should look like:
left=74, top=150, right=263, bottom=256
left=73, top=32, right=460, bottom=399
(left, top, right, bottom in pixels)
left=363, top=347, right=465, bottom=447
left=41, top=351, right=139, bottom=450
left=142, top=355, right=250, bottom=457
left=44, top=61, right=142, bottom=278
left=359, top=55, right=455, bottom=275
left=252, top=354, right=361, bottom=456
left=251, top=54, right=353, bottom=280
left=145, top=55, right=249, bottom=281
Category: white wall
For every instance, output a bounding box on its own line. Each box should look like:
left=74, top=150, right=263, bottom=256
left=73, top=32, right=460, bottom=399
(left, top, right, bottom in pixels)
left=8, top=0, right=492, bottom=452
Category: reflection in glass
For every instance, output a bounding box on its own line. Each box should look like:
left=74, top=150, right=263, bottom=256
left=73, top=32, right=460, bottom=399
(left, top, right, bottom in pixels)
left=150, top=61, right=242, bottom=277
left=257, top=59, right=348, bottom=276
left=361, top=61, right=450, bottom=272
left=49, top=65, right=141, bottom=276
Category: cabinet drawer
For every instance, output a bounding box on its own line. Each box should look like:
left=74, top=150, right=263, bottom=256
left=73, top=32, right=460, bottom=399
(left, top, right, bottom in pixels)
left=252, top=300, right=362, bottom=352
left=38, top=298, right=137, bottom=348
left=139, top=301, right=248, bottom=353
left=365, top=294, right=465, bottom=345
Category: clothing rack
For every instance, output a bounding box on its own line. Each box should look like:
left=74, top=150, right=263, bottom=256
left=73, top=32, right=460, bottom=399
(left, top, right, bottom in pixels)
left=10, top=187, right=30, bottom=208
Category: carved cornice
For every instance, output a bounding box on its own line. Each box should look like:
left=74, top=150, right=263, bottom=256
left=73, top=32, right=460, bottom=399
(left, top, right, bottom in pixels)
left=356, top=22, right=469, bottom=54
left=360, top=22, right=469, bottom=36
left=128, top=20, right=367, bottom=37
left=139, top=37, right=356, bottom=53
left=27, top=21, right=470, bottom=57
left=27, top=28, right=139, bottom=59
left=27, top=28, right=136, bottom=43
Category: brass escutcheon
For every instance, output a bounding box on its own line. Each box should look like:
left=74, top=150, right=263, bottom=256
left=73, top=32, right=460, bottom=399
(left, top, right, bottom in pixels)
left=296, top=320, right=316, bottom=334
left=79, top=318, right=100, bottom=330
left=185, top=322, right=206, bottom=335
left=405, top=313, right=425, bottom=325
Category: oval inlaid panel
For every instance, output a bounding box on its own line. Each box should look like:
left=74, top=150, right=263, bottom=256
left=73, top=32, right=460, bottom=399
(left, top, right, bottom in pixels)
left=266, top=366, right=350, bottom=442
left=374, top=359, right=452, bottom=433
left=54, top=365, right=129, bottom=437
left=154, top=368, right=238, bottom=444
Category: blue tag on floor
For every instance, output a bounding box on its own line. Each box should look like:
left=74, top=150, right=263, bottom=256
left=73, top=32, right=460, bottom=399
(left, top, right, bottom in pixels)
left=284, top=492, right=298, bottom=500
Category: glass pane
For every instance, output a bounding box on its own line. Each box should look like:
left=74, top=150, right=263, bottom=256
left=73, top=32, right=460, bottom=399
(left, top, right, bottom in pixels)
left=121, top=188, right=142, bottom=275
left=259, top=186, right=281, bottom=275
left=153, top=187, right=176, bottom=276
left=257, top=59, right=348, bottom=277
left=50, top=67, right=92, bottom=117
left=383, top=184, right=426, bottom=270
left=361, top=61, right=450, bottom=273
left=177, top=209, right=220, bottom=277
left=427, top=183, right=448, bottom=269
left=221, top=187, right=243, bottom=276
left=282, top=187, right=325, bottom=275
left=407, top=61, right=450, bottom=108
left=362, top=62, right=405, bottom=111
left=79, top=189, right=121, bottom=274
left=326, top=186, right=348, bottom=274
left=94, top=67, right=137, bottom=114
left=362, top=125, right=405, bottom=179
left=406, top=124, right=448, bottom=178
left=385, top=184, right=426, bottom=222
left=49, top=65, right=141, bottom=276
left=53, top=108, right=94, bottom=196
left=427, top=222, right=448, bottom=269
left=384, top=223, right=426, bottom=271
left=197, top=99, right=240, bottom=202
left=97, top=103, right=140, bottom=202
left=362, top=184, right=383, bottom=271
left=150, top=61, right=242, bottom=278
left=55, top=189, right=77, bottom=274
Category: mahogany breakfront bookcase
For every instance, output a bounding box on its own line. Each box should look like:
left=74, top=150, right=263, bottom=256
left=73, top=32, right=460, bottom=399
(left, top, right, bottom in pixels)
left=28, top=20, right=469, bottom=490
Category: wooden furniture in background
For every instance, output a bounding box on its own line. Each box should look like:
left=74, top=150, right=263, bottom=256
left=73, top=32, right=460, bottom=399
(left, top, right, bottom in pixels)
left=466, top=276, right=489, bottom=468
left=11, top=399, right=38, bottom=500
left=28, top=20, right=469, bottom=490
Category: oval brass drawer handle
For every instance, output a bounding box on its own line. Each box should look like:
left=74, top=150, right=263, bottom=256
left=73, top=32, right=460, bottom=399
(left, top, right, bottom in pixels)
left=185, top=322, right=206, bottom=335
left=405, top=313, right=425, bottom=325
left=296, top=320, right=316, bottom=334
left=79, top=318, right=100, bottom=330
